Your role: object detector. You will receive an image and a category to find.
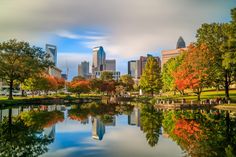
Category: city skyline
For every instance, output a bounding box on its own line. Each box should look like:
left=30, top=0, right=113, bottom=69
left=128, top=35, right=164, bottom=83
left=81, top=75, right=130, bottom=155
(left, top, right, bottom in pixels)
left=0, top=0, right=235, bottom=80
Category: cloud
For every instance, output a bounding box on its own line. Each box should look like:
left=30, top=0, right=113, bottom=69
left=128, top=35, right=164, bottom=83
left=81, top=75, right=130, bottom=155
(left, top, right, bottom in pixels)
left=0, top=0, right=235, bottom=78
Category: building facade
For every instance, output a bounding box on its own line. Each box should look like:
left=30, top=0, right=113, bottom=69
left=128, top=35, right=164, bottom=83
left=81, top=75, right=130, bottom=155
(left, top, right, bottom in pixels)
left=128, top=60, right=138, bottom=78
left=92, top=46, right=106, bottom=73
left=105, top=59, right=116, bottom=71
left=78, top=61, right=90, bottom=78
left=161, top=37, right=187, bottom=67
left=94, top=71, right=120, bottom=81
left=46, top=44, right=57, bottom=66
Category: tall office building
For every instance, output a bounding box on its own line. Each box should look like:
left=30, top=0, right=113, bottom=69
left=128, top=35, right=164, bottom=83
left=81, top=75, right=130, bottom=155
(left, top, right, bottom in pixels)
left=46, top=44, right=57, bottom=66
left=105, top=59, right=116, bottom=71
left=92, top=46, right=106, bottom=73
left=78, top=61, right=89, bottom=78
left=128, top=60, right=138, bottom=78
left=161, top=37, right=187, bottom=67
left=176, top=36, right=186, bottom=49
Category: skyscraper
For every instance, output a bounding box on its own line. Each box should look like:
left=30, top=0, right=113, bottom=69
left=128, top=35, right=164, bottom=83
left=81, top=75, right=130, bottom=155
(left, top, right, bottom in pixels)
left=92, top=46, right=106, bottom=73
left=128, top=60, right=138, bottom=78
left=78, top=61, right=89, bottom=78
left=161, top=37, right=187, bottom=67
left=176, top=36, right=186, bottom=49
left=46, top=44, right=57, bottom=66
left=105, top=59, right=116, bottom=71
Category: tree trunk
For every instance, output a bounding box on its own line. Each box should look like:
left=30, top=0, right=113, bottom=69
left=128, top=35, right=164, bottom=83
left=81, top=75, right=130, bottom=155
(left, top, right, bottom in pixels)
left=151, top=90, right=154, bottom=97
left=8, top=79, right=13, bottom=100
left=224, top=72, right=230, bottom=100
left=197, top=93, right=201, bottom=102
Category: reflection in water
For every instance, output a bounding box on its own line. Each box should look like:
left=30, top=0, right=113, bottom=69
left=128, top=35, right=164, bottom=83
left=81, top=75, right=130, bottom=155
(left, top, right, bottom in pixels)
left=1, top=102, right=236, bottom=157
left=92, top=117, right=105, bottom=140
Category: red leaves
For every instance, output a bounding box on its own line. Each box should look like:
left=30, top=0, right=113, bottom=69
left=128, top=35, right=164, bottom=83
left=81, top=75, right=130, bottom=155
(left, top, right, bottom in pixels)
left=173, top=44, right=213, bottom=91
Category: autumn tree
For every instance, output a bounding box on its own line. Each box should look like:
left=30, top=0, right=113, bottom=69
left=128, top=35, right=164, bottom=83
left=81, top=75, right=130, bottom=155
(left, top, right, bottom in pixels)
left=120, top=74, right=134, bottom=91
left=0, top=39, right=52, bottom=99
left=162, top=53, right=185, bottom=94
left=196, top=10, right=236, bottom=100
left=67, top=80, right=91, bottom=97
left=100, top=71, right=113, bottom=81
left=173, top=44, right=216, bottom=101
left=139, top=56, right=162, bottom=97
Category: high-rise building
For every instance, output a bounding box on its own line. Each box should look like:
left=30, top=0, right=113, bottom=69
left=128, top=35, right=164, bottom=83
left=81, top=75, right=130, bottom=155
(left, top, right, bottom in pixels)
left=105, top=59, right=116, bottom=71
left=46, top=44, right=57, bottom=66
left=161, top=37, right=187, bottom=67
left=61, top=74, right=68, bottom=80
left=78, top=61, right=89, bottom=78
left=128, top=55, right=160, bottom=79
left=92, top=46, right=106, bottom=73
left=128, top=60, right=138, bottom=78
left=176, top=36, right=186, bottom=49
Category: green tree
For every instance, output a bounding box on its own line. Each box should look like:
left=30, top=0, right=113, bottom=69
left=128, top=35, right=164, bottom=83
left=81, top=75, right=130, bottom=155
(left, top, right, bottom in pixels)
left=120, top=74, right=134, bottom=91
left=162, top=53, right=184, bottom=93
left=139, top=56, right=162, bottom=97
left=100, top=71, right=113, bottom=81
left=0, top=39, right=51, bottom=100
left=196, top=22, right=235, bottom=100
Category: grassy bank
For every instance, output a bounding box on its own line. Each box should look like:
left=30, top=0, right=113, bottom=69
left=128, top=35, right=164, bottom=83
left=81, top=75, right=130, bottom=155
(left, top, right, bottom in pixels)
left=155, top=89, right=236, bottom=103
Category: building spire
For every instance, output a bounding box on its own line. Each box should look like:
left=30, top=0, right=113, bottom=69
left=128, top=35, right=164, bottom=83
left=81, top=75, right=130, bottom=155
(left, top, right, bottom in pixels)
left=176, top=36, right=186, bottom=49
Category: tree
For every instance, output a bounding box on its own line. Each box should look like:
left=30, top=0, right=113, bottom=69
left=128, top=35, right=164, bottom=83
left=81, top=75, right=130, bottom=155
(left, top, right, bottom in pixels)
left=67, top=80, right=90, bottom=97
left=0, top=39, right=51, bottom=100
left=162, top=53, right=185, bottom=94
left=100, top=71, right=113, bottom=81
left=173, top=44, right=216, bottom=101
left=196, top=22, right=235, bottom=100
left=120, top=74, right=134, bottom=91
left=139, top=56, right=162, bottom=97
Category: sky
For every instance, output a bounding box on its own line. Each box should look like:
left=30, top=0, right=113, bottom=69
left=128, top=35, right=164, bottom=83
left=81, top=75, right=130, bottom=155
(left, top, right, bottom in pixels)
left=0, top=0, right=235, bottom=80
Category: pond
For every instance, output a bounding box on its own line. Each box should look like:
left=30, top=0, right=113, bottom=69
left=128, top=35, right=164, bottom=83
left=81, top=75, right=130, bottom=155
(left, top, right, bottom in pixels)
left=0, top=101, right=236, bottom=157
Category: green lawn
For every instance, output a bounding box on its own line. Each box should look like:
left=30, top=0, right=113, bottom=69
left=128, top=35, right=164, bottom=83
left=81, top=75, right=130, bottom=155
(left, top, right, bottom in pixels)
left=156, top=89, right=236, bottom=103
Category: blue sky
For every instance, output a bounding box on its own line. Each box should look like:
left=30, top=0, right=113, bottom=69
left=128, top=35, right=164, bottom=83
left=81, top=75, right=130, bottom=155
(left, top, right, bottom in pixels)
left=0, top=0, right=236, bottom=80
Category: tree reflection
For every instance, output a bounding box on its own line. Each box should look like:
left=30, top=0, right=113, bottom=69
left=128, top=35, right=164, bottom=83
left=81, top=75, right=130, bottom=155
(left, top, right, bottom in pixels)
left=162, top=109, right=236, bottom=157
left=140, top=104, right=163, bottom=147
left=0, top=108, right=55, bottom=157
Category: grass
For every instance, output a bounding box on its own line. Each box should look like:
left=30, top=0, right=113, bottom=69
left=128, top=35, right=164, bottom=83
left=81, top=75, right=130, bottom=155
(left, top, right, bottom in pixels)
left=156, top=89, right=236, bottom=103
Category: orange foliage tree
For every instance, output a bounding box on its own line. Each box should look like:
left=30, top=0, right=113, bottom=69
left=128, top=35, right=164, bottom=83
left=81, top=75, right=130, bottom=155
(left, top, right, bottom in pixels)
left=67, top=80, right=91, bottom=97
left=173, top=44, right=216, bottom=101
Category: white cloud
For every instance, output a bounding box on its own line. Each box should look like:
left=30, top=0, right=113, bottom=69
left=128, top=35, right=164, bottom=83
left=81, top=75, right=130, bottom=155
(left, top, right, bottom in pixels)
left=0, top=0, right=235, bottom=78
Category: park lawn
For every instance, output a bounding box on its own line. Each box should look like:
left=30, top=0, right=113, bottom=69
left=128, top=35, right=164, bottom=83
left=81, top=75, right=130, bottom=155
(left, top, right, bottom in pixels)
left=156, top=89, right=236, bottom=103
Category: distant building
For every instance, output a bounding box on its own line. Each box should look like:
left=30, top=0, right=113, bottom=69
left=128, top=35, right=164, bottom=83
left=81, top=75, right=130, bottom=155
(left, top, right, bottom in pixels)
left=105, top=59, right=116, bottom=71
left=161, top=37, right=187, bottom=67
left=94, top=71, right=120, bottom=81
left=46, top=44, right=62, bottom=78
left=176, top=36, right=186, bottom=49
left=92, top=46, right=106, bottom=73
left=78, top=61, right=90, bottom=78
left=128, top=60, right=138, bottom=78
left=61, top=74, right=68, bottom=80
left=46, top=44, right=57, bottom=66
left=92, top=117, right=105, bottom=140
left=48, top=66, right=62, bottom=78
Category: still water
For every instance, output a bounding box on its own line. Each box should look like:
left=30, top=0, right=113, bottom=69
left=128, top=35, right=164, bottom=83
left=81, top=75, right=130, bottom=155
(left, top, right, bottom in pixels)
left=0, top=101, right=236, bottom=157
